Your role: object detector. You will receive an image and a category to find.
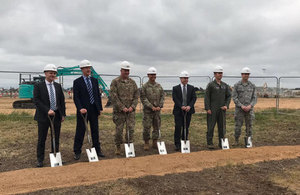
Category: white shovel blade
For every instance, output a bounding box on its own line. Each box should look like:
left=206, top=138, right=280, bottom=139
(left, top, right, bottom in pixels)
left=181, top=140, right=190, bottom=153
left=49, top=152, right=62, bottom=167
left=124, top=143, right=135, bottom=158
left=221, top=138, right=230, bottom=150
left=86, top=148, right=99, bottom=162
left=245, top=137, right=253, bottom=148
left=157, top=141, right=167, bottom=155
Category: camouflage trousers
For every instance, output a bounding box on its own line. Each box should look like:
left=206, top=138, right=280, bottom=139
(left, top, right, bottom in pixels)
left=234, top=107, right=255, bottom=139
left=113, top=111, right=135, bottom=146
left=143, top=110, right=161, bottom=141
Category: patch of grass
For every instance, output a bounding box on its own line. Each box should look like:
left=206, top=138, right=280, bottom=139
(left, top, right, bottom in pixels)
left=0, top=109, right=299, bottom=172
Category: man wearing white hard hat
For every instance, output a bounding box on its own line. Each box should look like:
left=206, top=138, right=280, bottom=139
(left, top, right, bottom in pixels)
left=33, top=64, right=66, bottom=167
left=73, top=60, right=105, bottom=160
left=140, top=67, right=165, bottom=150
left=110, top=61, right=139, bottom=155
left=172, top=71, right=197, bottom=151
left=232, top=67, right=257, bottom=146
left=204, top=66, right=231, bottom=149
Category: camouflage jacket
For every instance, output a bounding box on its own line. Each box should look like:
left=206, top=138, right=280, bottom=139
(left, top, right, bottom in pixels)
left=232, top=80, right=257, bottom=108
left=110, top=76, right=139, bottom=113
left=140, top=81, right=164, bottom=110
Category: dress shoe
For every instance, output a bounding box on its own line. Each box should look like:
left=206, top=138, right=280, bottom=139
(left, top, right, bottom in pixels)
left=97, top=152, right=105, bottom=158
left=74, top=153, right=81, bottom=160
left=36, top=161, right=43, bottom=168
left=175, top=145, right=180, bottom=151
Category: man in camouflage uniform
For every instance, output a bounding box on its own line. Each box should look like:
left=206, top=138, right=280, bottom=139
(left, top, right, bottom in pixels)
left=110, top=61, right=139, bottom=155
left=232, top=67, right=257, bottom=146
left=204, top=66, right=231, bottom=149
left=140, top=67, right=165, bottom=150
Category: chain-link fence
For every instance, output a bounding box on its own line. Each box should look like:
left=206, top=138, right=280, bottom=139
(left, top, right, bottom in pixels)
left=220, top=76, right=279, bottom=113
left=278, top=76, right=300, bottom=116
left=142, top=75, right=211, bottom=114
left=1, top=70, right=299, bottom=116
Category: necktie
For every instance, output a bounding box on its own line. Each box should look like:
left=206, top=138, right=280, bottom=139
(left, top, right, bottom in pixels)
left=86, top=77, right=95, bottom=104
left=183, top=85, right=187, bottom=106
left=49, top=83, right=56, bottom=110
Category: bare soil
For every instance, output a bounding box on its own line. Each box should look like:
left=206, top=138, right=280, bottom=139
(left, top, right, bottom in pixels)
left=0, top=145, right=299, bottom=194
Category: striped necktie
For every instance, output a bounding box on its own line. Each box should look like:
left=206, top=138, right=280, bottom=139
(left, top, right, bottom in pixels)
left=86, top=77, right=95, bottom=104
left=183, top=85, right=187, bottom=106
left=49, top=83, right=56, bottom=110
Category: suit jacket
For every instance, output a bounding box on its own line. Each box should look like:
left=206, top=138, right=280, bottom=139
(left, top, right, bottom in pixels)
left=172, top=84, right=197, bottom=115
left=73, top=76, right=103, bottom=115
left=33, top=81, right=66, bottom=122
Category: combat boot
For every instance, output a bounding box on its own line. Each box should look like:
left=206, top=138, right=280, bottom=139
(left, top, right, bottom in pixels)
left=115, top=145, right=121, bottom=155
left=152, top=139, right=158, bottom=149
left=144, top=140, right=150, bottom=151
left=232, top=138, right=239, bottom=146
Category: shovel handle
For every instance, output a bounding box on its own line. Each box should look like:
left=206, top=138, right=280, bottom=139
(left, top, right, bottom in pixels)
left=48, top=115, right=56, bottom=153
left=155, top=111, right=162, bottom=140
left=182, top=111, right=187, bottom=142
left=125, top=112, right=130, bottom=145
left=222, top=109, right=226, bottom=138
left=81, top=112, right=92, bottom=146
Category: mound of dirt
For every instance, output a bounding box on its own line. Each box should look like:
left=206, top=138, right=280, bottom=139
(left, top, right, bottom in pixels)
left=0, top=145, right=299, bottom=194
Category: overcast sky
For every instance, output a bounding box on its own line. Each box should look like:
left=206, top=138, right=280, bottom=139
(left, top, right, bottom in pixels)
left=1, top=0, right=300, bottom=88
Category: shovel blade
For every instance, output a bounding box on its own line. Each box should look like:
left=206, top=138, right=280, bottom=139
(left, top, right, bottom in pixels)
left=157, top=141, right=167, bottom=155
left=124, top=143, right=135, bottom=158
left=181, top=140, right=190, bottom=153
left=86, top=148, right=99, bottom=162
left=49, top=152, right=62, bottom=167
left=245, top=137, right=253, bottom=148
left=221, top=138, right=230, bottom=150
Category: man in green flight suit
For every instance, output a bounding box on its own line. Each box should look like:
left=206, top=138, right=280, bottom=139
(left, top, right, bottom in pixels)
left=204, top=66, right=231, bottom=149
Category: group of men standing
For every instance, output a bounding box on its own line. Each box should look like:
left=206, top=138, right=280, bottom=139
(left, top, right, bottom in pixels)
left=33, top=60, right=257, bottom=167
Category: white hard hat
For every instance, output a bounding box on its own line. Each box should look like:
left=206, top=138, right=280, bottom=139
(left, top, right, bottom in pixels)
left=43, top=64, right=57, bottom=72
left=147, top=67, right=157, bottom=74
left=213, top=65, right=223, bottom=73
left=80, top=60, right=92, bottom=68
left=120, top=61, right=131, bottom=70
left=179, top=71, right=189, bottom=78
left=241, top=67, right=251, bottom=74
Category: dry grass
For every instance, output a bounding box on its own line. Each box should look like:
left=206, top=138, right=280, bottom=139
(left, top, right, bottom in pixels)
left=270, top=165, right=300, bottom=194
left=0, top=96, right=300, bottom=115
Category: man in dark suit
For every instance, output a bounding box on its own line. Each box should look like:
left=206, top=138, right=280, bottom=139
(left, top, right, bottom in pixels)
left=33, top=64, right=66, bottom=167
left=172, top=71, right=197, bottom=151
left=73, top=59, right=105, bottom=160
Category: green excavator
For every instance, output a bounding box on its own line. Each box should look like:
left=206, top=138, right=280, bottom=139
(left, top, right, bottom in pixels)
left=12, top=65, right=111, bottom=109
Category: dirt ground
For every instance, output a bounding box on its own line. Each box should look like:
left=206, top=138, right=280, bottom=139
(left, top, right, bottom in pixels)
left=0, top=97, right=300, bottom=115
left=0, top=145, right=299, bottom=195
left=25, top=158, right=300, bottom=195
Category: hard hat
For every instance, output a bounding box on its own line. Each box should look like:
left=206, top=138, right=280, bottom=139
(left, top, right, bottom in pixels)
left=147, top=67, right=157, bottom=74
left=80, top=59, right=92, bottom=68
left=43, top=64, right=57, bottom=72
left=179, top=71, right=189, bottom=78
left=241, top=67, right=251, bottom=74
left=120, top=61, right=131, bottom=70
left=213, top=65, right=223, bottom=73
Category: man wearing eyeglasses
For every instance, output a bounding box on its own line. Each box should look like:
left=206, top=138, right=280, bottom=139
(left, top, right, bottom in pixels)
left=204, top=66, right=231, bottom=149
left=232, top=67, right=257, bottom=146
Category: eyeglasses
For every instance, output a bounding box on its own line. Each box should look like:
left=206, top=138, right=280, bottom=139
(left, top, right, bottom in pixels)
left=215, top=72, right=223, bottom=74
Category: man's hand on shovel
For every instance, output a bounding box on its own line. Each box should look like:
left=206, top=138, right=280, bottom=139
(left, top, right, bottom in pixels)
left=48, top=110, right=55, bottom=116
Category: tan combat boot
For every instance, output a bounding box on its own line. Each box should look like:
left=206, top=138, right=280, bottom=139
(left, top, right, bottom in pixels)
left=152, top=139, right=158, bottom=149
left=144, top=140, right=150, bottom=151
left=115, top=145, right=121, bottom=155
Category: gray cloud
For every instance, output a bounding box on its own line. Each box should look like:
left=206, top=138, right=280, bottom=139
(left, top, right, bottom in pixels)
left=0, top=0, right=300, bottom=88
